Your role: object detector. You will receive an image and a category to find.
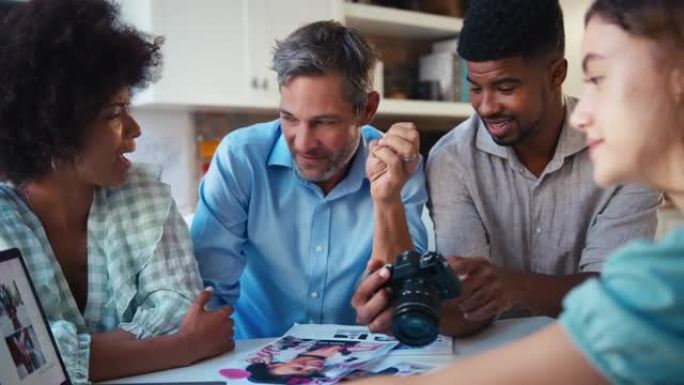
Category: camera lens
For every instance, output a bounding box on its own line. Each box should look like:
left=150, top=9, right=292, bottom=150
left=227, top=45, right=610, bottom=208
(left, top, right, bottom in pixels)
left=392, top=278, right=440, bottom=347
left=393, top=311, right=438, bottom=347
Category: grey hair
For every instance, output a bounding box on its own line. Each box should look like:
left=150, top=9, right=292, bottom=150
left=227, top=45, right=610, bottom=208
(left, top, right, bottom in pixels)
left=272, top=20, right=378, bottom=114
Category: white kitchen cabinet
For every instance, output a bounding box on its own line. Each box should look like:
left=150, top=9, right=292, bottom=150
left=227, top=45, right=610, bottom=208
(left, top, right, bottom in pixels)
left=120, top=0, right=334, bottom=108
left=120, top=0, right=247, bottom=106
left=120, top=0, right=474, bottom=118
left=244, top=0, right=336, bottom=101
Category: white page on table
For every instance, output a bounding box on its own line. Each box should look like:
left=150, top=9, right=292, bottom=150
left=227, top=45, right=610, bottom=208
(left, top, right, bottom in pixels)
left=284, top=323, right=453, bottom=356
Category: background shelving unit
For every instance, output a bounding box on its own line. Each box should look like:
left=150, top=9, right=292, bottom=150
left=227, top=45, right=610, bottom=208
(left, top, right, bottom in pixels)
left=342, top=2, right=463, bottom=40
left=339, top=1, right=470, bottom=122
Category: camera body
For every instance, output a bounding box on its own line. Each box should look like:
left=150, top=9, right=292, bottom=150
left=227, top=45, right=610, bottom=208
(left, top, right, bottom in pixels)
left=390, top=250, right=460, bottom=347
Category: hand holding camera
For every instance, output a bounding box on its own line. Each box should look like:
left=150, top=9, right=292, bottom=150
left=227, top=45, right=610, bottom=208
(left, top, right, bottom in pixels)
left=352, top=250, right=461, bottom=347
left=389, top=250, right=460, bottom=347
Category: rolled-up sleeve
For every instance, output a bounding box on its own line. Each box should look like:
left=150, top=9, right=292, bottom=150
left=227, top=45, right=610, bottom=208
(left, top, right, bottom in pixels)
left=402, top=159, right=429, bottom=253
left=120, top=201, right=203, bottom=338
left=560, top=229, right=684, bottom=384
left=50, top=319, right=91, bottom=384
left=580, top=184, right=661, bottom=272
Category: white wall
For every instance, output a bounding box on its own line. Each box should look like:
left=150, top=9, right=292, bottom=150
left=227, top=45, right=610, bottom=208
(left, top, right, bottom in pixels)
left=561, top=0, right=593, bottom=98
left=128, top=108, right=198, bottom=215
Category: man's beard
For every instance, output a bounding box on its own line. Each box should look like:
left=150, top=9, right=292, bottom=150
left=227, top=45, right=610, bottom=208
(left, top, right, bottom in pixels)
left=488, top=118, right=541, bottom=147
left=294, top=136, right=360, bottom=183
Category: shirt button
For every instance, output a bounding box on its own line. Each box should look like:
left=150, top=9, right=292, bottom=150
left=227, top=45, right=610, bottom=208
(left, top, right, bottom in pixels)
left=311, top=291, right=319, bottom=299
left=315, top=245, right=324, bottom=252
left=535, top=227, right=542, bottom=234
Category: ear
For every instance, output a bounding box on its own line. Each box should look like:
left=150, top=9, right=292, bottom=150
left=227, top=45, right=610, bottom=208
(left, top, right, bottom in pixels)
left=360, top=91, right=380, bottom=125
left=549, top=58, right=568, bottom=89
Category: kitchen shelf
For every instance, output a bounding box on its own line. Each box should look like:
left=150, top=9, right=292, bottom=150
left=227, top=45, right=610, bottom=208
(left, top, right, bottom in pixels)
left=134, top=98, right=472, bottom=120
left=342, top=2, right=462, bottom=39
left=378, top=99, right=471, bottom=118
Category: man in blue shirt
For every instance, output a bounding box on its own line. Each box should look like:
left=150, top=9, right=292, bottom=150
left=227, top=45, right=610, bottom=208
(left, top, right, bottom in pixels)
left=191, top=21, right=428, bottom=339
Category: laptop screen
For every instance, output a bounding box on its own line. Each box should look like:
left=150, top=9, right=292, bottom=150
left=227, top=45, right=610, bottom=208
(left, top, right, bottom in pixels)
left=0, top=248, right=70, bottom=385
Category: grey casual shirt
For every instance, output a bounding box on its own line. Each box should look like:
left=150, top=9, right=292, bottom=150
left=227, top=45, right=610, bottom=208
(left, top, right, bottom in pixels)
left=426, top=96, right=661, bottom=275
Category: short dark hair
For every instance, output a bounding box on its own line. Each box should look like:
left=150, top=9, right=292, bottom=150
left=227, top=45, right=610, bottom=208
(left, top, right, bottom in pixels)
left=272, top=20, right=377, bottom=114
left=0, top=0, right=162, bottom=185
left=457, top=0, right=565, bottom=61
left=586, top=0, right=684, bottom=49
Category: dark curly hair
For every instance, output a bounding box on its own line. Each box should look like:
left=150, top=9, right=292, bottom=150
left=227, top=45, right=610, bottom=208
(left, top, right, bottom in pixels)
left=0, top=0, right=162, bottom=185
left=457, top=0, right=565, bottom=62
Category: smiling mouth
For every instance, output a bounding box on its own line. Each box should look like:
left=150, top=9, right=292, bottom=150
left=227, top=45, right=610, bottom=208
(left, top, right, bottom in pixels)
left=587, top=138, right=604, bottom=149
left=117, top=150, right=133, bottom=168
left=297, top=151, right=328, bottom=163
left=485, top=119, right=513, bottom=135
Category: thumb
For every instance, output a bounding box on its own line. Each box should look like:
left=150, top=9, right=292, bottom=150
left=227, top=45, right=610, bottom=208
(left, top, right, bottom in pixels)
left=449, top=256, right=479, bottom=275
left=368, top=140, right=379, bottom=153
left=192, top=287, right=214, bottom=311
left=367, top=259, right=386, bottom=273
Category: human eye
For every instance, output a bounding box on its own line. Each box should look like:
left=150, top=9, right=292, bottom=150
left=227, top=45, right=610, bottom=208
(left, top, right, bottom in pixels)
left=280, top=114, right=297, bottom=124
left=583, top=75, right=605, bottom=86
left=469, top=85, right=482, bottom=94
left=102, top=105, right=124, bottom=120
left=498, top=85, right=516, bottom=95
left=316, top=119, right=338, bottom=126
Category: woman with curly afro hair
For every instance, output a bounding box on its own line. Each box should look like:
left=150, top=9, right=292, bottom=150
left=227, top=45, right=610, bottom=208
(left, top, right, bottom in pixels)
left=0, top=0, right=234, bottom=382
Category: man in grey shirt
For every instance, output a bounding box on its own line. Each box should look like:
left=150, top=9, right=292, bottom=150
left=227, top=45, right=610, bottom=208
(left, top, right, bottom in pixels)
left=352, top=0, right=660, bottom=337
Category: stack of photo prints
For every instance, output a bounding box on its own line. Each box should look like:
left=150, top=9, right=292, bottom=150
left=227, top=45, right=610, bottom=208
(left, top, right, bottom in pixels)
left=219, top=324, right=452, bottom=384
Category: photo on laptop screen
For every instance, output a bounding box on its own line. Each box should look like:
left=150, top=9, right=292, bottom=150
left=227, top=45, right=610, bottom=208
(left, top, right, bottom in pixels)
left=0, top=248, right=70, bottom=385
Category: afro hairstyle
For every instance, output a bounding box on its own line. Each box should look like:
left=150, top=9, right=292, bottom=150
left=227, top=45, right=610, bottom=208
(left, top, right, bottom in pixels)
left=0, top=0, right=161, bottom=185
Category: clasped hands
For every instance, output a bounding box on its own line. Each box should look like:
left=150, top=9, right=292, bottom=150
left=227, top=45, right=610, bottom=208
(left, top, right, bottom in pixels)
left=366, top=122, right=421, bottom=203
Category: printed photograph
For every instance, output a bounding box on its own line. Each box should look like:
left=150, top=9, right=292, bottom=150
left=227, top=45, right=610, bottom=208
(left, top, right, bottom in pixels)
left=332, top=327, right=452, bottom=355
left=333, top=329, right=371, bottom=340
left=339, top=362, right=434, bottom=382
left=5, top=326, right=47, bottom=380
left=219, top=335, right=398, bottom=384
left=0, top=281, right=30, bottom=337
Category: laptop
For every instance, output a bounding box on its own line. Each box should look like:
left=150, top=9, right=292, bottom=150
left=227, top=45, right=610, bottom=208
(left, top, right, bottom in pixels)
left=0, top=248, right=71, bottom=385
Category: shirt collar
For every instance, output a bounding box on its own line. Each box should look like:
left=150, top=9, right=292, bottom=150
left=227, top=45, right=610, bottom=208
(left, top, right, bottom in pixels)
left=475, top=95, right=586, bottom=160
left=267, top=120, right=293, bottom=168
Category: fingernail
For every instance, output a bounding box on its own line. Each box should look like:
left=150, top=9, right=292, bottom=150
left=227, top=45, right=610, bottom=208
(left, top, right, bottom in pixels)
left=379, top=267, right=390, bottom=279
left=204, top=286, right=214, bottom=292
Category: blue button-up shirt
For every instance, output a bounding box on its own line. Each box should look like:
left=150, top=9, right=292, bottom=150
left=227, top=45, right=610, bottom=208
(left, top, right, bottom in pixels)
left=191, top=120, right=427, bottom=339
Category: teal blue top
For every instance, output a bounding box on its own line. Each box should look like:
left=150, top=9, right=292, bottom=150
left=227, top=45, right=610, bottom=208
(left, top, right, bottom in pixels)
left=560, top=226, right=684, bottom=384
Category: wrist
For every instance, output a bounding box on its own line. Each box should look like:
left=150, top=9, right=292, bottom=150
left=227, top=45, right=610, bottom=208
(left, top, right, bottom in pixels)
left=173, top=331, right=200, bottom=366
left=506, top=270, right=529, bottom=308
left=373, top=195, right=404, bottom=211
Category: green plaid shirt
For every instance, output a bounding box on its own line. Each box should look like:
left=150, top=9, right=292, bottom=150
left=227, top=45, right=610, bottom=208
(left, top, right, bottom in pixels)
left=0, top=165, right=203, bottom=384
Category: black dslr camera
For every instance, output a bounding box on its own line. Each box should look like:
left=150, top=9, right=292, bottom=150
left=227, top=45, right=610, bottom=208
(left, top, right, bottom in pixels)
left=389, top=250, right=460, bottom=347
